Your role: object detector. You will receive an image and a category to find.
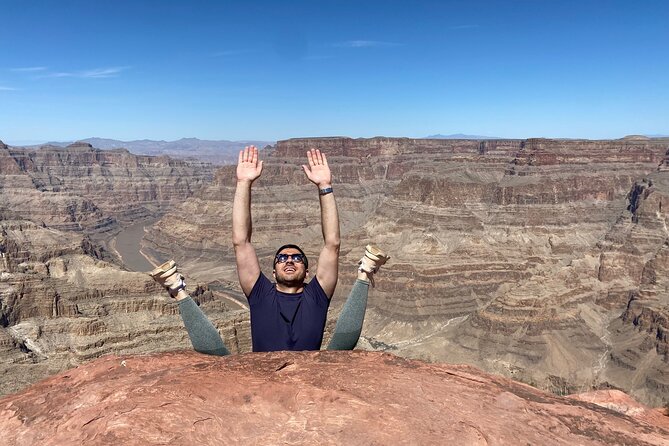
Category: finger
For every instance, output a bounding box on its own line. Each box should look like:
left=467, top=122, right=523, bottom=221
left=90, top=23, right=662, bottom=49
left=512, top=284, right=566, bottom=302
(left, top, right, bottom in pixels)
left=251, top=146, right=258, bottom=165
left=320, top=151, right=328, bottom=166
left=238, top=150, right=244, bottom=165
left=307, top=150, right=315, bottom=166
left=302, top=164, right=312, bottom=178
left=258, top=160, right=264, bottom=174
left=310, top=149, right=319, bottom=165
left=243, top=146, right=250, bottom=162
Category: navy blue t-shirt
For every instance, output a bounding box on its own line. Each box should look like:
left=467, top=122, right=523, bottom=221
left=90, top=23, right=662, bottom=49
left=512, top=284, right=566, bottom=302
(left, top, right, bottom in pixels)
left=247, top=273, right=330, bottom=352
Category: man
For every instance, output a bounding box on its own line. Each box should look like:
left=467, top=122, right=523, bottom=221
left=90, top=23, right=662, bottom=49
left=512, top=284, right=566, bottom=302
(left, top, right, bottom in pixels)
left=232, top=145, right=340, bottom=351
left=150, top=146, right=388, bottom=353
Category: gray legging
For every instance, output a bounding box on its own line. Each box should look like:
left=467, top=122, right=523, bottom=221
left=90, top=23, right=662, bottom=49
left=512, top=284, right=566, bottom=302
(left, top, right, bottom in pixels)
left=178, top=279, right=369, bottom=354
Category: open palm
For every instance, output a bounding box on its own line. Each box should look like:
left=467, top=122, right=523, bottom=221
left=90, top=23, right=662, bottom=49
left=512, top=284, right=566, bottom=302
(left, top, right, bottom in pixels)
left=237, top=145, right=263, bottom=182
left=302, top=149, right=332, bottom=187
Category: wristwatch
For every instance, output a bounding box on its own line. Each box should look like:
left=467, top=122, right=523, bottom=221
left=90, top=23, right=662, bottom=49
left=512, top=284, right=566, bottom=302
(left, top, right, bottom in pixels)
left=319, top=187, right=333, bottom=196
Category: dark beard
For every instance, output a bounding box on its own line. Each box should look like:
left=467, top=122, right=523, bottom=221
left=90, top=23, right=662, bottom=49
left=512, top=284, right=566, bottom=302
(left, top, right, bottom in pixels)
left=275, top=271, right=306, bottom=288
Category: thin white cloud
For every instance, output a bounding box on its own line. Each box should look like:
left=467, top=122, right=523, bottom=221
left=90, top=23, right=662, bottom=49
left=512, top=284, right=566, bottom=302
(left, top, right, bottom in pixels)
left=81, top=67, right=128, bottom=78
left=11, top=66, right=47, bottom=72
left=0, top=86, right=17, bottom=91
left=333, top=40, right=401, bottom=48
left=38, top=66, right=129, bottom=79
left=44, top=72, right=75, bottom=78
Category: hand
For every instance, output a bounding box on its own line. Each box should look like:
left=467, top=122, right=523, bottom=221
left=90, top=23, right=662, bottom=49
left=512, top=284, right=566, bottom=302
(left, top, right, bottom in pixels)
left=237, top=145, right=263, bottom=183
left=302, top=149, right=332, bottom=188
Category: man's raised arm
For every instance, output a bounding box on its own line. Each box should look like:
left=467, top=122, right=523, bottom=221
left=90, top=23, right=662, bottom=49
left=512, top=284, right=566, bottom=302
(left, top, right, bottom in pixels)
left=232, top=145, right=263, bottom=296
left=302, top=149, right=340, bottom=298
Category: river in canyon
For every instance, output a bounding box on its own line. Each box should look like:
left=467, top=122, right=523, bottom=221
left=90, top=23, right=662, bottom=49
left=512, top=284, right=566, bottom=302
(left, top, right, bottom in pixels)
left=110, top=219, right=248, bottom=310
left=110, top=220, right=157, bottom=272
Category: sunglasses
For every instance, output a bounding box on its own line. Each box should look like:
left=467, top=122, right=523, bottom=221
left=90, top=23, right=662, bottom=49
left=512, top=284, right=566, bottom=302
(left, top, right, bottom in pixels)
left=275, top=253, right=305, bottom=264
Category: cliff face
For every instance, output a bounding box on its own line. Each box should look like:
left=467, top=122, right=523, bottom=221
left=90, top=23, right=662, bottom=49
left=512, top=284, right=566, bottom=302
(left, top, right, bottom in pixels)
left=0, top=219, right=249, bottom=396
left=144, top=136, right=669, bottom=406
left=1, top=351, right=668, bottom=446
left=0, top=140, right=224, bottom=396
left=598, top=174, right=669, bottom=402
left=0, top=141, right=214, bottom=231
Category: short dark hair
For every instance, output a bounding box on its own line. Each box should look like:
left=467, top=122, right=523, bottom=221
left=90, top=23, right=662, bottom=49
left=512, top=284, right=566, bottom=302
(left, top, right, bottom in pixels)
left=274, top=244, right=308, bottom=269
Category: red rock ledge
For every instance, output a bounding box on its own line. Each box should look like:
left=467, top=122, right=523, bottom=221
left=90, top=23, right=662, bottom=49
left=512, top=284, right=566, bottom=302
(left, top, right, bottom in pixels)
left=1, top=350, right=667, bottom=445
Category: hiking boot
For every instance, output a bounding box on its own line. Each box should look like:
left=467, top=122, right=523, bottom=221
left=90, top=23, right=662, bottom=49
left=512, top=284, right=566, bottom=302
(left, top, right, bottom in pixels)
left=358, top=245, right=389, bottom=287
left=149, top=260, right=186, bottom=298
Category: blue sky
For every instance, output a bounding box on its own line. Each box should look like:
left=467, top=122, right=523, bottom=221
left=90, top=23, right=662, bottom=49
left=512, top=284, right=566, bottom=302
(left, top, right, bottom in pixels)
left=1, top=0, right=667, bottom=144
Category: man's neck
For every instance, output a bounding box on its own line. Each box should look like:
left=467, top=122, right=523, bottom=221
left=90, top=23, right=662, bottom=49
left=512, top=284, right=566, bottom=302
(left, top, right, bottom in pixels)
left=275, top=283, right=305, bottom=294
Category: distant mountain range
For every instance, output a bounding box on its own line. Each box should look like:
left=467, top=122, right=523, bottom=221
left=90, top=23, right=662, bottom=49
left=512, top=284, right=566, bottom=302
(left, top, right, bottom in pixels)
left=425, top=133, right=501, bottom=140
left=23, top=137, right=275, bottom=165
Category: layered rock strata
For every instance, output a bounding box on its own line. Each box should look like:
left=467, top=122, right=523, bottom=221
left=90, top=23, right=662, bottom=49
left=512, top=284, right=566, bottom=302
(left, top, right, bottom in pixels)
left=143, top=137, right=669, bottom=405
left=0, top=140, right=213, bottom=232
left=0, top=220, right=248, bottom=397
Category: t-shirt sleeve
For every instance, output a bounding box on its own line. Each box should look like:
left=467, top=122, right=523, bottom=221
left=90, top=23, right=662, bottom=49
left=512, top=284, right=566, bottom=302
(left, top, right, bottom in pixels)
left=304, top=276, right=330, bottom=308
left=247, top=272, right=273, bottom=306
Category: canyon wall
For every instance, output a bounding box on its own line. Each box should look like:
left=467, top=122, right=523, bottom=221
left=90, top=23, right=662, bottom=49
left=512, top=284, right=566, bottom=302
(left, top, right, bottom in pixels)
left=0, top=141, right=213, bottom=231
left=0, top=219, right=250, bottom=396
left=0, top=140, right=223, bottom=395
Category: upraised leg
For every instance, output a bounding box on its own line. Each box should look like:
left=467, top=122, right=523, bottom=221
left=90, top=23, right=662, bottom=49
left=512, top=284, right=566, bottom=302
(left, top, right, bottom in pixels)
left=150, top=260, right=230, bottom=356
left=327, top=245, right=389, bottom=350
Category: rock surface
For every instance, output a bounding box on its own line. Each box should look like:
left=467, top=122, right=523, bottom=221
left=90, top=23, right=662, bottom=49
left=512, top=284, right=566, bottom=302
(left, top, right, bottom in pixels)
left=567, top=389, right=669, bottom=426
left=1, top=350, right=668, bottom=446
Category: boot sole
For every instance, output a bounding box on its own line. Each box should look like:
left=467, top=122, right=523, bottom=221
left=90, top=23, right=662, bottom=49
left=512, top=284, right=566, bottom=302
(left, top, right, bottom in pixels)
left=149, top=260, right=177, bottom=278
left=365, top=245, right=389, bottom=264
